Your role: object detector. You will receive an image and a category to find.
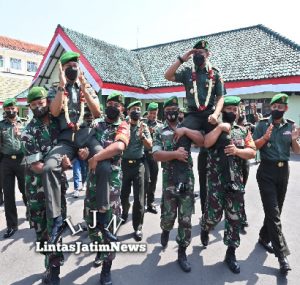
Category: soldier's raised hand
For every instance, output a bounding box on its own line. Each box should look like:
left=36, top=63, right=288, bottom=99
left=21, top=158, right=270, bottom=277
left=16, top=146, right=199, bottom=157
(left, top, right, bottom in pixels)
left=263, top=124, right=274, bottom=141
left=176, top=147, right=188, bottom=162
left=291, top=127, right=300, bottom=141
left=181, top=49, right=198, bottom=62
left=59, top=62, right=67, bottom=87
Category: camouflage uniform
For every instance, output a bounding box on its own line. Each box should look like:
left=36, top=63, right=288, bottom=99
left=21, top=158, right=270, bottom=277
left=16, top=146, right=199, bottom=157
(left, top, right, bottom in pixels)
left=153, top=121, right=194, bottom=247
left=84, top=117, right=130, bottom=261
left=21, top=116, right=67, bottom=269
left=201, top=123, right=255, bottom=248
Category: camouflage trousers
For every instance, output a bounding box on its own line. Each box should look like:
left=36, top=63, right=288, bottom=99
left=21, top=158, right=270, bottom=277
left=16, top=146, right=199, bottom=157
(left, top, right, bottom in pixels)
left=201, top=177, right=244, bottom=248
left=25, top=170, right=67, bottom=269
left=84, top=172, right=122, bottom=262
left=161, top=189, right=194, bottom=247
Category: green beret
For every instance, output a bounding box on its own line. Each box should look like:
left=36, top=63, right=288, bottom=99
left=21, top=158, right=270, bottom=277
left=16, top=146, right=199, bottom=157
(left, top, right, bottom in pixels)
left=270, top=93, right=289, bottom=105
left=163, top=96, right=178, bottom=108
left=27, top=87, right=47, bottom=103
left=147, top=102, right=158, bottom=111
left=3, top=98, right=17, bottom=108
left=193, top=39, right=209, bottom=50
left=224, top=96, right=241, bottom=106
left=107, top=91, right=125, bottom=104
left=127, top=100, right=142, bottom=110
left=60, top=51, right=80, bottom=65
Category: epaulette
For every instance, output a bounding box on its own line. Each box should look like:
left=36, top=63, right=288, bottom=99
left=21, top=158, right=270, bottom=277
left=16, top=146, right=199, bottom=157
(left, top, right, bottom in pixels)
left=286, top=118, right=295, bottom=124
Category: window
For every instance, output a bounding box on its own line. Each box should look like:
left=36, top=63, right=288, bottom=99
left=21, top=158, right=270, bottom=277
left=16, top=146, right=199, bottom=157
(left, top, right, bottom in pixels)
left=27, top=61, right=38, bottom=72
left=10, top=58, right=21, bottom=70
left=0, top=55, right=3, bottom=68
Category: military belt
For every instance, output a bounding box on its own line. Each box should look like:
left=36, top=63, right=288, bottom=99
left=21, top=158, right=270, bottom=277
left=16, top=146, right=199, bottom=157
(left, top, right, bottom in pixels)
left=123, top=158, right=143, bottom=165
left=261, top=160, right=288, bottom=168
left=3, top=153, right=23, bottom=160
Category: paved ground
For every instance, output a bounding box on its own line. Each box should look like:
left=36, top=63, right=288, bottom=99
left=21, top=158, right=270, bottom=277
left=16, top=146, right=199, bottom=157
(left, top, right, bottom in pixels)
left=1, top=150, right=299, bottom=285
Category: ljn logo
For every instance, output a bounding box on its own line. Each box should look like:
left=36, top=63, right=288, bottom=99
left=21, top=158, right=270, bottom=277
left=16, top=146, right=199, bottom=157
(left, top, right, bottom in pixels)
left=64, top=210, right=124, bottom=235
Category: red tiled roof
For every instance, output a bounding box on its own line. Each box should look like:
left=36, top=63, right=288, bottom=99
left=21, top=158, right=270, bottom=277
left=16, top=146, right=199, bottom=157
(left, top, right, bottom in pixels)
left=0, top=35, right=46, bottom=55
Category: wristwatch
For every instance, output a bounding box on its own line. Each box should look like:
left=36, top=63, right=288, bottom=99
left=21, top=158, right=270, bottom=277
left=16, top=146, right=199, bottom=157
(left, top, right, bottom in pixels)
left=57, top=86, right=65, bottom=92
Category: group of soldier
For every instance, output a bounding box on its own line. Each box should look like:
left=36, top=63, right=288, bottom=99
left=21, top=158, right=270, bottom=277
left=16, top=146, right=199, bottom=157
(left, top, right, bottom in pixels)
left=0, top=39, right=300, bottom=285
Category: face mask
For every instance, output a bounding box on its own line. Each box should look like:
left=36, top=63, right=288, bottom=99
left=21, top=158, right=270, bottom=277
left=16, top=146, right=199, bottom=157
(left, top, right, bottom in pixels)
left=222, top=111, right=236, bottom=124
left=193, top=53, right=205, bottom=67
left=105, top=106, right=120, bottom=120
left=130, top=110, right=141, bottom=121
left=32, top=106, right=49, bottom=118
left=5, top=110, right=17, bottom=119
left=165, top=110, right=179, bottom=122
left=65, top=66, right=79, bottom=81
left=271, top=110, right=285, bottom=120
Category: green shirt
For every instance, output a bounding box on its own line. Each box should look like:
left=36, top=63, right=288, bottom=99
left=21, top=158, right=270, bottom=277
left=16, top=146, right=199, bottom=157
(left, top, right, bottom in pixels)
left=122, top=121, right=151, bottom=159
left=0, top=117, right=25, bottom=155
left=174, top=64, right=225, bottom=109
left=253, top=116, right=294, bottom=161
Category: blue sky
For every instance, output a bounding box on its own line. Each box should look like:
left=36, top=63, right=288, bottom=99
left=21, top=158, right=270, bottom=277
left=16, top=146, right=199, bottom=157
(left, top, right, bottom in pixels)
left=0, top=0, right=299, bottom=49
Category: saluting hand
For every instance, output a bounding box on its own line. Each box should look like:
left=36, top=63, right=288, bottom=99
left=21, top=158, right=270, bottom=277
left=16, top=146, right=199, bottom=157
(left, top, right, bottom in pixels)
left=263, top=124, right=274, bottom=141
left=58, top=62, right=67, bottom=87
left=139, top=123, right=145, bottom=140
left=291, top=127, right=300, bottom=141
left=181, top=49, right=198, bottom=62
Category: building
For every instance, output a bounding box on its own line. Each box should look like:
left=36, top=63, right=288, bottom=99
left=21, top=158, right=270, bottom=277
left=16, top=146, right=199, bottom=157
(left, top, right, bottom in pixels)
left=0, top=35, right=46, bottom=117
left=26, top=24, right=300, bottom=123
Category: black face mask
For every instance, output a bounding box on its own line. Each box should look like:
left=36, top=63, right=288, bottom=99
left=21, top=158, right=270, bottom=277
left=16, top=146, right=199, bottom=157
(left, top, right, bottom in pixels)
left=130, top=110, right=141, bottom=121
left=271, top=110, right=285, bottom=120
left=32, top=106, right=49, bottom=118
left=222, top=111, right=236, bottom=124
left=5, top=110, right=17, bottom=119
left=65, top=66, right=79, bottom=81
left=193, top=53, right=205, bottom=67
left=105, top=106, right=120, bottom=120
left=165, top=110, right=179, bottom=122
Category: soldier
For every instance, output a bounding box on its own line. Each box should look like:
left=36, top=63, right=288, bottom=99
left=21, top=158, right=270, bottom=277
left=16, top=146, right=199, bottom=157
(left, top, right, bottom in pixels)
left=165, top=39, right=225, bottom=191
left=43, top=51, right=110, bottom=243
left=0, top=98, right=27, bottom=238
left=143, top=102, right=162, bottom=214
left=21, top=87, right=88, bottom=284
left=120, top=100, right=152, bottom=241
left=200, top=96, right=256, bottom=274
left=153, top=96, right=204, bottom=272
left=253, top=93, right=300, bottom=275
left=86, top=91, right=130, bottom=285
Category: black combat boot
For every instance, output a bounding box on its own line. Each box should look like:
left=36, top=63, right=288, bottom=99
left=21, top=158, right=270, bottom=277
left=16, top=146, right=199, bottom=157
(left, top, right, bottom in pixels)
left=42, top=266, right=60, bottom=285
left=177, top=246, right=191, bottom=272
left=225, top=246, right=240, bottom=274
left=160, top=230, right=170, bottom=248
left=278, top=254, right=291, bottom=275
left=100, top=260, right=112, bottom=285
left=201, top=229, right=209, bottom=247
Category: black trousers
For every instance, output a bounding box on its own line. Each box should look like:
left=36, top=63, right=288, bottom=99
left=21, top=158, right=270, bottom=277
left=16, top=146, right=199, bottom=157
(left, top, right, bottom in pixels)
left=197, top=150, right=208, bottom=214
left=174, top=110, right=214, bottom=184
left=42, top=137, right=108, bottom=218
left=121, top=159, right=145, bottom=231
left=256, top=160, right=290, bottom=257
left=0, top=160, right=3, bottom=203
left=144, top=152, right=159, bottom=206
left=2, top=156, right=27, bottom=229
